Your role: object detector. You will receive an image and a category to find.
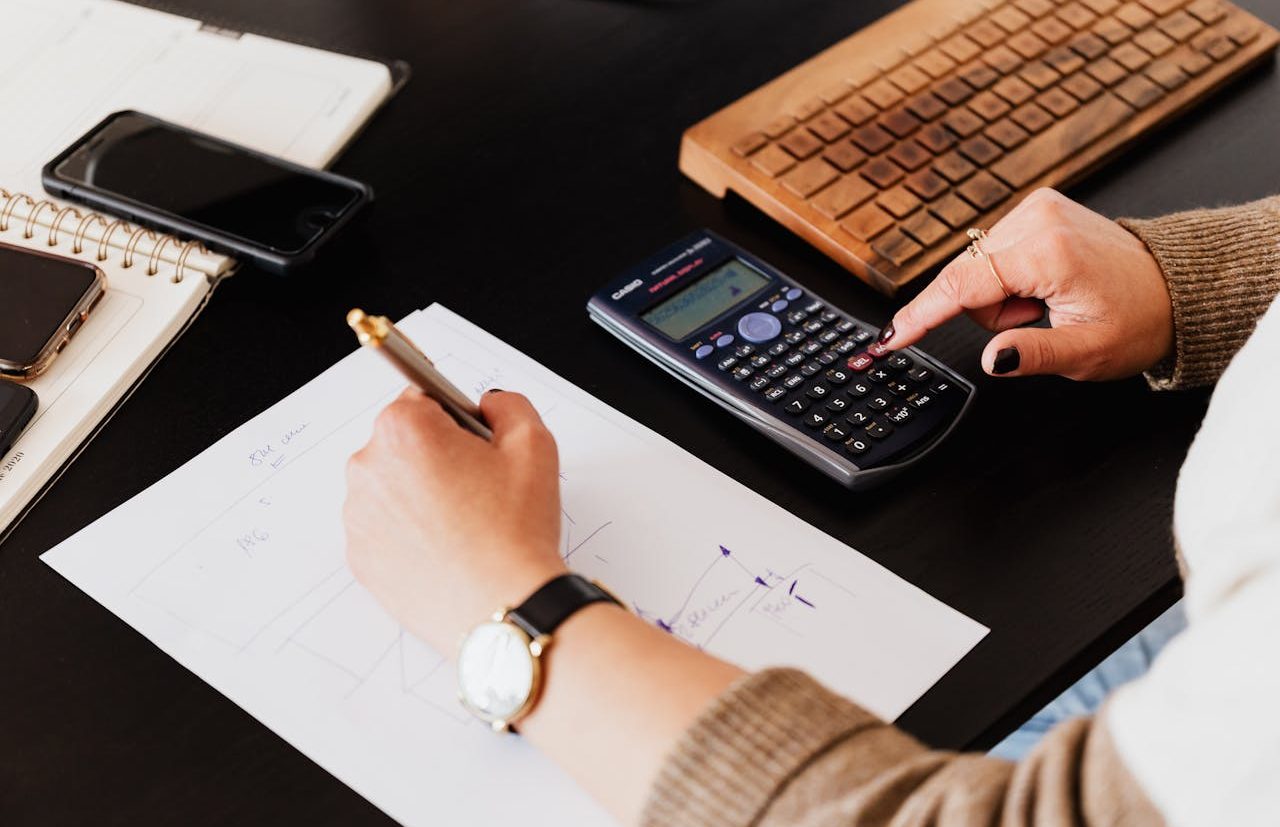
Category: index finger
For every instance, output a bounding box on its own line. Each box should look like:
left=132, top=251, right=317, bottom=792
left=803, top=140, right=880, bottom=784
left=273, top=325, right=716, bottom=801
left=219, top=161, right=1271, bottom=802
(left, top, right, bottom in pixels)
left=881, top=246, right=1011, bottom=350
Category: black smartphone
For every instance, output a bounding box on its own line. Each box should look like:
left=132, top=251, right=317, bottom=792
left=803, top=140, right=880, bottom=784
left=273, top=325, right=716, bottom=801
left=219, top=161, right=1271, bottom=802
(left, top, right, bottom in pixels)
left=0, top=381, right=38, bottom=458
left=43, top=111, right=372, bottom=274
left=0, top=242, right=107, bottom=380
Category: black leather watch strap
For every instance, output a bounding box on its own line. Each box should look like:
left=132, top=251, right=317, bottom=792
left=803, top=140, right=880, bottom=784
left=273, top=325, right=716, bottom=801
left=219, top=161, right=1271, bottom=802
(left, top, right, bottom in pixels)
left=507, top=573, right=620, bottom=639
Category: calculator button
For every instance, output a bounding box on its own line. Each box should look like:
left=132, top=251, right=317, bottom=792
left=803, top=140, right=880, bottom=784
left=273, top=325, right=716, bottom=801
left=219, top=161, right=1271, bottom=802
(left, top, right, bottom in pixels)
left=823, top=421, right=850, bottom=442
left=786, top=288, right=803, bottom=301
left=819, top=310, right=839, bottom=323
left=825, top=367, right=851, bottom=385
left=784, top=398, right=811, bottom=415
left=886, top=353, right=913, bottom=371
left=805, top=300, right=824, bottom=314
left=786, top=310, right=810, bottom=325
left=819, top=330, right=840, bottom=344
left=865, top=421, right=893, bottom=440
left=867, top=368, right=892, bottom=383
left=783, top=374, right=805, bottom=389
left=750, top=355, right=771, bottom=368
left=887, top=379, right=913, bottom=396
left=805, top=383, right=831, bottom=400
left=931, top=380, right=953, bottom=394
left=836, top=319, right=856, bottom=333
left=717, top=356, right=738, bottom=371
left=802, top=319, right=825, bottom=335
left=764, top=387, right=788, bottom=402
left=846, top=410, right=872, bottom=426
left=737, top=313, right=783, bottom=344
left=910, top=392, right=934, bottom=409
left=817, top=351, right=838, bottom=365
left=784, top=352, right=805, bottom=367
left=766, top=364, right=789, bottom=379
left=907, top=366, right=934, bottom=383
left=835, top=338, right=858, bottom=354
left=847, top=353, right=875, bottom=371
left=867, top=394, right=891, bottom=411
left=732, top=366, right=754, bottom=381
left=800, top=362, right=822, bottom=377
left=717, top=335, right=736, bottom=348
left=695, top=345, right=714, bottom=360
left=785, top=331, right=807, bottom=345
left=844, top=436, right=870, bottom=456
left=735, top=344, right=756, bottom=358
left=852, top=329, right=873, bottom=344
left=749, top=376, right=770, bottom=392
left=768, top=342, right=790, bottom=357
left=885, top=405, right=913, bottom=424
left=802, top=409, right=830, bottom=429
left=800, top=341, right=823, bottom=355
left=847, top=381, right=871, bottom=398
left=867, top=342, right=893, bottom=358
left=825, top=396, right=850, bottom=413
left=771, top=299, right=789, bottom=313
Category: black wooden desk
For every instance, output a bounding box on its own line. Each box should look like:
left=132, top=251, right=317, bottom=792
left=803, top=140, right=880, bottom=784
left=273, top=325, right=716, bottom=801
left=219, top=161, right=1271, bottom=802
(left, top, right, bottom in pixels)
left=3, top=0, right=1278, bottom=822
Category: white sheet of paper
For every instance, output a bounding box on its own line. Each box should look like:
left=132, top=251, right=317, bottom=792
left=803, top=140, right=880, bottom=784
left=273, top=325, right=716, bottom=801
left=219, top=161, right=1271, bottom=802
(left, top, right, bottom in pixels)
left=43, top=305, right=988, bottom=826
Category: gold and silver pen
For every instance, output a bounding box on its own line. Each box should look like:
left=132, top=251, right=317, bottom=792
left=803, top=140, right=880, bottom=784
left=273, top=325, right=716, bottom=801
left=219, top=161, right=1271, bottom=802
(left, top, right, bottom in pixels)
left=347, top=309, right=493, bottom=440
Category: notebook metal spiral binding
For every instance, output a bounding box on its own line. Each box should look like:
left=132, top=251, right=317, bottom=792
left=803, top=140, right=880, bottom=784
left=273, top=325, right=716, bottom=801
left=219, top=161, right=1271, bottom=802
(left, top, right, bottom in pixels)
left=0, top=186, right=207, bottom=283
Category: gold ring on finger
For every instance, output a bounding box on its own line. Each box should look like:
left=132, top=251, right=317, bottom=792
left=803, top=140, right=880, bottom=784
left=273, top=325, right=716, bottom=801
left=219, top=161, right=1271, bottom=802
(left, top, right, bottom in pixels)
left=965, top=227, right=1011, bottom=299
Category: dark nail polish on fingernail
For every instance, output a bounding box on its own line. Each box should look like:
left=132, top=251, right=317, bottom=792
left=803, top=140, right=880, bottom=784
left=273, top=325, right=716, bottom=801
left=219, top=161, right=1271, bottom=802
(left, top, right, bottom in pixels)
left=878, top=323, right=896, bottom=344
left=486, top=388, right=504, bottom=394
left=992, top=347, right=1020, bottom=375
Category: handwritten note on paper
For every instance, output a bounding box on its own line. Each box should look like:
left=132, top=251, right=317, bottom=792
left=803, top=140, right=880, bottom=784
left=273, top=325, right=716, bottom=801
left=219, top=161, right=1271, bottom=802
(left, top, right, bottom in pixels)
left=43, top=305, right=988, bottom=827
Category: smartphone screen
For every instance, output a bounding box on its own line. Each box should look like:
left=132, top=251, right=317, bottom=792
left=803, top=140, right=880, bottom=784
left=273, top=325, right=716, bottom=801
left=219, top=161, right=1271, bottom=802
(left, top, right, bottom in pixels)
left=0, top=245, right=101, bottom=367
left=49, top=113, right=363, bottom=255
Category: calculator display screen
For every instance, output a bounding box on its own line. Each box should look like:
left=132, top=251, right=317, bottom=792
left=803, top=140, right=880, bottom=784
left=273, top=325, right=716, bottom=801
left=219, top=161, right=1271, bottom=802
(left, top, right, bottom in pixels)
left=640, top=260, right=770, bottom=340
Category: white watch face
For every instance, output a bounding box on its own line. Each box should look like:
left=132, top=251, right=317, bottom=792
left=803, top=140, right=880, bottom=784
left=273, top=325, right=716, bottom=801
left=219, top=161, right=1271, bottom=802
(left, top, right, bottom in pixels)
left=457, top=621, right=536, bottom=723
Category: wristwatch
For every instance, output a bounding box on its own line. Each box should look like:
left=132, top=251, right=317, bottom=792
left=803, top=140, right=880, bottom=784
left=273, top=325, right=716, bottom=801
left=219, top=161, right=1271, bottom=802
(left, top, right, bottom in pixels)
left=456, top=573, right=622, bottom=732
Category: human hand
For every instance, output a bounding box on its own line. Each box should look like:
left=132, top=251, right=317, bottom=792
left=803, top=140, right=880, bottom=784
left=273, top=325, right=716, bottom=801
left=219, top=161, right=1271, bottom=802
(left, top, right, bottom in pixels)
left=880, top=189, right=1174, bottom=380
left=343, top=389, right=566, bottom=654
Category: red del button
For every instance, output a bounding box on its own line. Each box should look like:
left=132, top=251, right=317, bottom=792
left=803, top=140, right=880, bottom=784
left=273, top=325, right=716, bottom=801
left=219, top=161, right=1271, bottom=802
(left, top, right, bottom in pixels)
left=847, top=353, right=875, bottom=371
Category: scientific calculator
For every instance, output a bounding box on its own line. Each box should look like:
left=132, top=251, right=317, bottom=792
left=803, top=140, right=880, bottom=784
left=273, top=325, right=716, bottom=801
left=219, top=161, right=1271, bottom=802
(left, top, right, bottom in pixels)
left=587, top=231, right=974, bottom=488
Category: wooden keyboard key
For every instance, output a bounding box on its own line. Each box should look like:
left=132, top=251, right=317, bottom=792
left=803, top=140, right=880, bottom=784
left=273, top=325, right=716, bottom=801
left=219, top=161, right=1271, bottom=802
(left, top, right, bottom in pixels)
left=1086, top=56, right=1128, bottom=85
left=943, top=107, right=986, bottom=137
left=731, top=132, right=768, bottom=157
left=877, top=185, right=923, bottom=218
left=989, top=92, right=1135, bottom=188
left=1044, top=46, right=1087, bottom=74
left=993, top=6, right=1034, bottom=33
left=1222, top=17, right=1262, bottom=46
left=888, top=139, right=931, bottom=171
left=880, top=107, right=923, bottom=138
left=969, top=91, right=1013, bottom=121
left=1186, top=0, right=1227, bottom=24
left=841, top=202, right=896, bottom=241
left=863, top=79, right=906, bottom=109
left=751, top=144, right=798, bottom=177
left=984, top=46, right=1024, bottom=75
left=934, top=150, right=978, bottom=183
left=1114, top=73, right=1165, bottom=108
left=901, top=210, right=951, bottom=246
left=986, top=118, right=1031, bottom=149
left=960, top=62, right=1001, bottom=89
left=809, top=112, right=852, bottom=142
left=957, top=171, right=1012, bottom=211
left=871, top=228, right=925, bottom=267
left=1180, top=50, right=1212, bottom=74
left=916, top=49, right=958, bottom=79
left=780, top=127, right=824, bottom=159
left=994, top=76, right=1037, bottom=105
left=1033, top=17, right=1075, bottom=44
left=1115, top=2, right=1156, bottom=28
left=1159, top=10, right=1204, bottom=41
left=929, top=192, right=980, bottom=229
left=851, top=123, right=895, bottom=154
left=1069, top=32, right=1110, bottom=58
left=917, top=122, right=958, bottom=153
left=1139, top=0, right=1185, bottom=14
left=889, top=64, right=932, bottom=94
left=1039, top=87, right=1082, bottom=116
left=959, top=135, right=1004, bottom=165
left=935, top=76, right=976, bottom=105
left=860, top=156, right=906, bottom=188
left=835, top=95, right=879, bottom=126
left=1144, top=58, right=1189, bottom=89
left=823, top=141, right=868, bottom=172
left=1020, top=60, right=1063, bottom=90
left=968, top=19, right=1008, bottom=47
left=763, top=115, right=796, bottom=138
left=906, top=92, right=948, bottom=121
left=1058, top=3, right=1099, bottom=28
left=782, top=157, right=840, bottom=198
left=811, top=175, right=877, bottom=219
left=1113, top=42, right=1154, bottom=71
left=1200, top=33, right=1238, bottom=60
left=1093, top=16, right=1135, bottom=45
left=1016, top=0, right=1056, bottom=16
left=905, top=169, right=950, bottom=200
left=941, top=34, right=983, bottom=63
left=1062, top=70, right=1105, bottom=99
left=1010, top=30, right=1051, bottom=59
left=1012, top=101, right=1055, bottom=132
left=1083, top=0, right=1122, bottom=14
left=1134, top=28, right=1177, bottom=56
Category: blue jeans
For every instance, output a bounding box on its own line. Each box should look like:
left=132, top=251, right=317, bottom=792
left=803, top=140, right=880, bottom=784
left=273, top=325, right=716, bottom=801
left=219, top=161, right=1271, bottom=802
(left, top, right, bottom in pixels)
left=989, top=601, right=1188, bottom=761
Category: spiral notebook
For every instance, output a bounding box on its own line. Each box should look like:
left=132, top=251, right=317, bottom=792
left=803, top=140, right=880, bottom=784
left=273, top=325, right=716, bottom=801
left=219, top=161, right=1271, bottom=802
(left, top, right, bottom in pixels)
left=0, top=0, right=409, bottom=536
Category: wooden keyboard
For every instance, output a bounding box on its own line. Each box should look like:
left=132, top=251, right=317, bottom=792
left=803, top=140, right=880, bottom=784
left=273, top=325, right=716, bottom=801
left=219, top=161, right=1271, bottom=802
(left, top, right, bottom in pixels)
left=680, top=0, right=1279, bottom=295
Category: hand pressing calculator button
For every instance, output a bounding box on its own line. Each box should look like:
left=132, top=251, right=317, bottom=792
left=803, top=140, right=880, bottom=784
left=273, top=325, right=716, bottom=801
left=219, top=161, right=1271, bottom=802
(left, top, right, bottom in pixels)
left=587, top=229, right=975, bottom=489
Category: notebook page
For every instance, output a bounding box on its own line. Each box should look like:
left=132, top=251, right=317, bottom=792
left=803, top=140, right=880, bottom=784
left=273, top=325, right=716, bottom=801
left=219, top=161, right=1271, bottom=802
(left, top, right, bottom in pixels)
left=43, top=305, right=988, bottom=827
left=0, top=0, right=393, bottom=276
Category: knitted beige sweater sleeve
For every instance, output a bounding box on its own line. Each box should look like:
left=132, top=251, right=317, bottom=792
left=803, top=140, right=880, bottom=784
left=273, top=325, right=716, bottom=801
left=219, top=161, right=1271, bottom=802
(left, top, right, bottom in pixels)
left=639, top=197, right=1280, bottom=827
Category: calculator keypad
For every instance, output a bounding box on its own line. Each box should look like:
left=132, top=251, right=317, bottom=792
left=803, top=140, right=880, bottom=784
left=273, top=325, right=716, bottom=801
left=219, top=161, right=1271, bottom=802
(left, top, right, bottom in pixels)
left=702, top=290, right=968, bottom=471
